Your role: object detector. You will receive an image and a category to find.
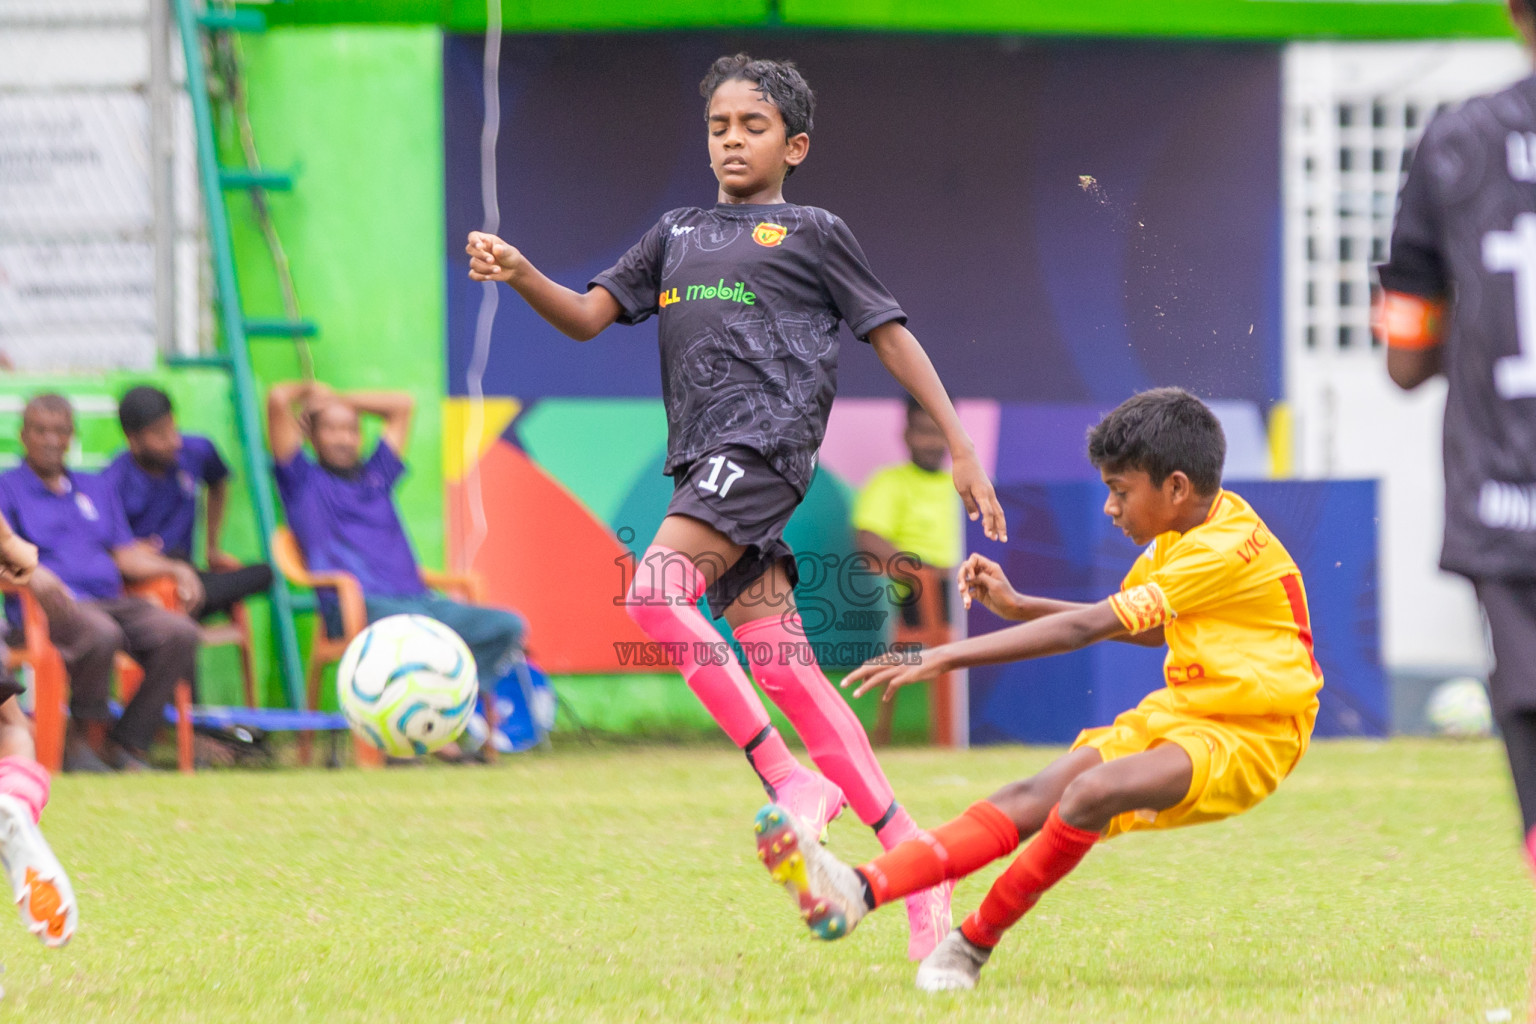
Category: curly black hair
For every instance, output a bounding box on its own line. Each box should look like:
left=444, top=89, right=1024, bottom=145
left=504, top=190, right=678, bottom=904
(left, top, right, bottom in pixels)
left=700, top=54, right=816, bottom=161
left=1087, top=387, right=1226, bottom=494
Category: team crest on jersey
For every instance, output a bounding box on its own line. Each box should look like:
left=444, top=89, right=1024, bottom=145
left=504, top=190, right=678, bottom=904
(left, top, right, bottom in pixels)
left=752, top=222, right=788, bottom=247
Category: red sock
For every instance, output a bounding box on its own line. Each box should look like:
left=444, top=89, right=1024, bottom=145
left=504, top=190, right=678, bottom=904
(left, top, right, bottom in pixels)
left=961, top=805, right=1098, bottom=949
left=857, top=801, right=1019, bottom=907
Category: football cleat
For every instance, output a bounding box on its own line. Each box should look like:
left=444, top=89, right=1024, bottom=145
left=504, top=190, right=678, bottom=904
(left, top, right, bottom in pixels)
left=0, top=796, right=75, bottom=948
left=915, top=929, right=991, bottom=992
left=753, top=803, right=866, bottom=941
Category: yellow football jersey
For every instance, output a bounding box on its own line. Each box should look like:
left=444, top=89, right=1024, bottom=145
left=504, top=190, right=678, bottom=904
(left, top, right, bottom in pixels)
left=1106, top=490, right=1324, bottom=718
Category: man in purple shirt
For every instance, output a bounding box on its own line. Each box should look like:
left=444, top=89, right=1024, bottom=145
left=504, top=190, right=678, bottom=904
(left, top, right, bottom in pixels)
left=104, top=386, right=274, bottom=621
left=266, top=381, right=525, bottom=699
left=0, top=395, right=201, bottom=772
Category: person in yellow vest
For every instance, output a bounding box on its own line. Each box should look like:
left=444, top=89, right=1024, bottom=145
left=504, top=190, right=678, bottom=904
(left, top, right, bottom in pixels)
left=853, top=398, right=964, bottom=629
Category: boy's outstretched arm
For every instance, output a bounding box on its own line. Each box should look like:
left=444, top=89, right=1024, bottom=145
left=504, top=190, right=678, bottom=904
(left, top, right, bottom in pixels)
left=867, top=321, right=1007, bottom=543
left=845, top=600, right=1125, bottom=698
left=960, top=553, right=1164, bottom=647
left=467, top=232, right=621, bottom=342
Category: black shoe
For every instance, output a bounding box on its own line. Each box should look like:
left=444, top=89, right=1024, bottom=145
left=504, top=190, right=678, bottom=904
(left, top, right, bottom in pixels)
left=62, top=740, right=111, bottom=775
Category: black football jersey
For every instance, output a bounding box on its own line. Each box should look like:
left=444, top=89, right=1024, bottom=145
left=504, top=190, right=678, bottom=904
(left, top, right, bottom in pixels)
left=1381, top=75, right=1536, bottom=580
left=591, top=202, right=906, bottom=496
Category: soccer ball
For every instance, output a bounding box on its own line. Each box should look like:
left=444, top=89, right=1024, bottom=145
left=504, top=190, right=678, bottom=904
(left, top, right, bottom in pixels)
left=336, top=614, right=479, bottom=757
left=1425, top=677, right=1493, bottom=739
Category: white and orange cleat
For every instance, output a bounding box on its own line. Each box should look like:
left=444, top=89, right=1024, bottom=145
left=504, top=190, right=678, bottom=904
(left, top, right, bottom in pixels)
left=0, top=795, right=75, bottom=947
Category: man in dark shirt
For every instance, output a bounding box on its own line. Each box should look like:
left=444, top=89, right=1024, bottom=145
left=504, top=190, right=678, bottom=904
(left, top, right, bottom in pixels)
left=104, top=386, right=274, bottom=621
left=0, top=395, right=201, bottom=771
left=265, top=381, right=525, bottom=699
left=1376, top=0, right=1536, bottom=993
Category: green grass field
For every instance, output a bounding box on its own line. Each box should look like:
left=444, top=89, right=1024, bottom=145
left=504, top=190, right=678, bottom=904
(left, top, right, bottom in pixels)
left=0, top=739, right=1525, bottom=1022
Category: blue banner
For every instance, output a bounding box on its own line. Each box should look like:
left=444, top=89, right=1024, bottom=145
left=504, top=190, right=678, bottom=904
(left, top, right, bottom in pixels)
left=966, top=480, right=1387, bottom=744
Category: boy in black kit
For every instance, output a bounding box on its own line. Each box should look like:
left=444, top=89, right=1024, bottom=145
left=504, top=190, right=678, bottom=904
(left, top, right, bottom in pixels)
left=1375, top=0, right=1536, bottom=1008
left=467, top=54, right=1005, bottom=959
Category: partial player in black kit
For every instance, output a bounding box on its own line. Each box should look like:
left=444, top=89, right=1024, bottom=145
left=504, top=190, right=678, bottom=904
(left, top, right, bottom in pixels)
left=467, top=53, right=1006, bottom=959
left=1375, top=0, right=1536, bottom=1006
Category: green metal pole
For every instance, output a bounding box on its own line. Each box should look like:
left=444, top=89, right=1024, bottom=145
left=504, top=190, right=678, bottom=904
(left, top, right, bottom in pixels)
left=172, top=0, right=307, bottom=711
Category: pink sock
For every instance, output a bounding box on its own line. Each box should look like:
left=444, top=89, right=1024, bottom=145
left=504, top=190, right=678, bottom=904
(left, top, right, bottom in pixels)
left=0, top=757, right=50, bottom=824
left=735, top=614, right=898, bottom=826
left=875, top=804, right=921, bottom=851
left=627, top=547, right=798, bottom=785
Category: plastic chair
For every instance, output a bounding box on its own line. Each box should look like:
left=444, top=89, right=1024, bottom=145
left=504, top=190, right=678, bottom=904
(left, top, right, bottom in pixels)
left=270, top=527, right=496, bottom=767
left=873, top=564, right=959, bottom=748
left=3, top=580, right=196, bottom=774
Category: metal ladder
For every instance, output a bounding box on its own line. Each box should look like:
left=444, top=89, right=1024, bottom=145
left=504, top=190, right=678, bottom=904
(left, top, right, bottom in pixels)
left=167, top=0, right=309, bottom=710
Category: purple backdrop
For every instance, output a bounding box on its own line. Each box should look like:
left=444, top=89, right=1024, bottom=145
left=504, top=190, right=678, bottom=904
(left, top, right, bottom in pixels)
left=444, top=34, right=1282, bottom=406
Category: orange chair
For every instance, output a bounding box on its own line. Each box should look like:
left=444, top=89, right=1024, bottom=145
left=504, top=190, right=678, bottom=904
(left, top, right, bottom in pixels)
left=270, top=527, right=495, bottom=767
left=3, top=580, right=195, bottom=774
left=873, top=564, right=959, bottom=748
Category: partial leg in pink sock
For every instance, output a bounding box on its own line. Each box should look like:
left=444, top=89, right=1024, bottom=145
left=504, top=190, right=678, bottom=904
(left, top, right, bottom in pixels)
left=736, top=613, right=896, bottom=823
left=736, top=613, right=951, bottom=958
left=627, top=546, right=801, bottom=791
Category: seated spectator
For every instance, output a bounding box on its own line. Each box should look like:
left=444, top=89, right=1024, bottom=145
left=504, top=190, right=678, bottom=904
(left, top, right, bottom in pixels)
left=265, top=381, right=526, bottom=697
left=0, top=395, right=201, bottom=772
left=104, top=385, right=274, bottom=620
left=853, top=397, right=964, bottom=628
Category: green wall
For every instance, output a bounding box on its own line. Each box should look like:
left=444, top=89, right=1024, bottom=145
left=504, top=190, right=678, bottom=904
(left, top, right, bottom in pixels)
left=230, top=25, right=447, bottom=574
left=253, top=0, right=1520, bottom=39
left=225, top=25, right=447, bottom=708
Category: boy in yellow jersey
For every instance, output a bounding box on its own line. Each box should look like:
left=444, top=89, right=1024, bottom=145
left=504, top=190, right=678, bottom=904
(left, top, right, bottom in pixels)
left=753, top=388, right=1323, bottom=991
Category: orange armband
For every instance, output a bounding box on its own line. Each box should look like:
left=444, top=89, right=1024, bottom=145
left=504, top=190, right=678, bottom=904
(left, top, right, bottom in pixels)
left=1371, top=290, right=1445, bottom=351
left=1108, top=582, right=1173, bottom=635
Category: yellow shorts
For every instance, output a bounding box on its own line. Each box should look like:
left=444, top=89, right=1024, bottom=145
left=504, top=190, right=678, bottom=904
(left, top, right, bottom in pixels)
left=1070, top=688, right=1317, bottom=839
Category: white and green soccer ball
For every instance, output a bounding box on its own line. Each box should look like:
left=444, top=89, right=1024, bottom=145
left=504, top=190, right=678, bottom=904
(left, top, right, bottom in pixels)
left=337, top=614, right=479, bottom=758
left=1425, top=677, right=1493, bottom=739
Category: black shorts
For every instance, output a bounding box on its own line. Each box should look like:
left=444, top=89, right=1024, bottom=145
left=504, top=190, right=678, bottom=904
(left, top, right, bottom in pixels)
left=666, top=446, right=802, bottom=619
left=1475, top=579, right=1536, bottom=718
